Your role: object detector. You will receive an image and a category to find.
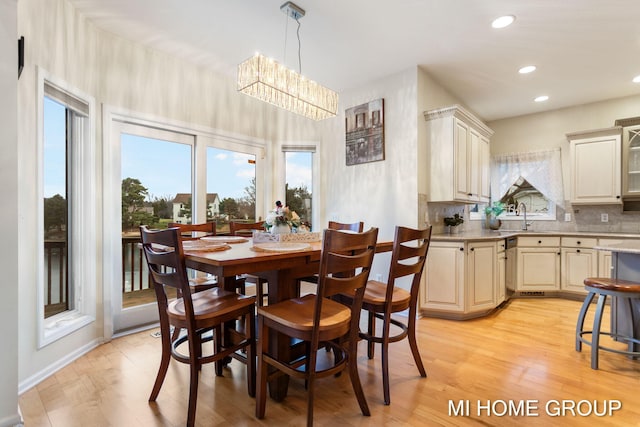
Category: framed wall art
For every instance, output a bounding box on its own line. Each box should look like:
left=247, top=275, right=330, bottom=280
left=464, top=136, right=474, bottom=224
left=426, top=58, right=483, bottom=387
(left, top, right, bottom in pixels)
left=345, top=98, right=384, bottom=166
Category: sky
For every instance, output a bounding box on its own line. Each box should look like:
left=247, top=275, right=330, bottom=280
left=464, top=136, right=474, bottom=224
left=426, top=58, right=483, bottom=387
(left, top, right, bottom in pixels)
left=44, top=96, right=312, bottom=202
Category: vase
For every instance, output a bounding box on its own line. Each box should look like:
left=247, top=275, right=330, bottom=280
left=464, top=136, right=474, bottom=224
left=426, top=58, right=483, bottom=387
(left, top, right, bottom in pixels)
left=270, top=223, right=291, bottom=235
left=448, top=225, right=461, bottom=234
left=486, top=215, right=502, bottom=230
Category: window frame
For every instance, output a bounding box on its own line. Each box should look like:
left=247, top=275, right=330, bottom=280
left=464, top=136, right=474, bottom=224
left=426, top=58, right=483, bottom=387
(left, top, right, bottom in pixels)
left=37, top=68, right=97, bottom=348
left=281, top=144, right=318, bottom=230
left=102, top=106, right=266, bottom=339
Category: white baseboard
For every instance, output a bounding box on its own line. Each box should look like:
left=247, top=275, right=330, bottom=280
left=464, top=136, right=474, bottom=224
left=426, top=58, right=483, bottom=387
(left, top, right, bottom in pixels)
left=0, top=410, right=23, bottom=427
left=18, top=338, right=103, bottom=395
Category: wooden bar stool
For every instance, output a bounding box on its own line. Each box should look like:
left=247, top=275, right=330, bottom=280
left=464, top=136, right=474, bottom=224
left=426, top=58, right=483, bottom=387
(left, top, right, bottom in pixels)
left=575, top=277, right=640, bottom=369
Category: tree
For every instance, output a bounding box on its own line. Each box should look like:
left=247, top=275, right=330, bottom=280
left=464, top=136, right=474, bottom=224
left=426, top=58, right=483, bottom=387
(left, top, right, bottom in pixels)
left=121, top=177, right=153, bottom=231
left=243, top=177, right=256, bottom=206
left=286, top=184, right=312, bottom=221
left=44, top=194, right=67, bottom=234
left=151, top=195, right=173, bottom=219
left=219, top=197, right=239, bottom=218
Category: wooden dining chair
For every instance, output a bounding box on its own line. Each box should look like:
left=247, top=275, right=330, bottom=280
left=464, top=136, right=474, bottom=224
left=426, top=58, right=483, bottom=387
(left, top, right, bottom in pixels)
left=168, top=222, right=220, bottom=293
left=255, top=227, right=379, bottom=426
left=168, top=221, right=216, bottom=239
left=338, top=225, right=432, bottom=405
left=229, top=220, right=265, bottom=237
left=140, top=226, right=256, bottom=427
left=230, top=221, right=268, bottom=304
left=298, top=221, right=365, bottom=291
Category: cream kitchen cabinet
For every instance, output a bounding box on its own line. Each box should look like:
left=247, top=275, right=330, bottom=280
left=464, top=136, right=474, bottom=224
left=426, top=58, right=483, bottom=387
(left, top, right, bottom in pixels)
left=421, top=240, right=499, bottom=318
left=467, top=241, right=497, bottom=312
left=567, top=127, right=622, bottom=205
left=421, top=241, right=465, bottom=313
left=424, top=105, right=493, bottom=203
left=516, top=236, right=561, bottom=291
left=560, top=237, right=598, bottom=294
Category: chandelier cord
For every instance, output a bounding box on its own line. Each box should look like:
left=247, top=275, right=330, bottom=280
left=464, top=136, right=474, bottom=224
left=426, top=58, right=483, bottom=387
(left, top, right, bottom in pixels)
left=296, top=18, right=302, bottom=74
left=283, top=11, right=289, bottom=66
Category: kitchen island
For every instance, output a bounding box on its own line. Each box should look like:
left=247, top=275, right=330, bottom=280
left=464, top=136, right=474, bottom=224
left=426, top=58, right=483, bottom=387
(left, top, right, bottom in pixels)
left=593, top=240, right=640, bottom=341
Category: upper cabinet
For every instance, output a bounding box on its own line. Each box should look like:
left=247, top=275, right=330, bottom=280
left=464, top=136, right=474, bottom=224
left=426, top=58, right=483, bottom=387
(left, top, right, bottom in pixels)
left=567, top=126, right=622, bottom=205
left=621, top=123, right=640, bottom=200
left=424, top=105, right=493, bottom=203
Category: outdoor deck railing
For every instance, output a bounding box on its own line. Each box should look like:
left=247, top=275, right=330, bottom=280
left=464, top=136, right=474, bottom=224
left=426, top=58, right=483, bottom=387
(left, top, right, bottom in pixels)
left=44, top=239, right=68, bottom=318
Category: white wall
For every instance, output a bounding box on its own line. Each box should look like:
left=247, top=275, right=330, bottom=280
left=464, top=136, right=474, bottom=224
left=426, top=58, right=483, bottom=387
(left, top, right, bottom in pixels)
left=489, top=94, right=640, bottom=200
left=16, top=0, right=321, bottom=392
left=320, top=67, right=420, bottom=242
left=0, top=1, right=21, bottom=425
left=488, top=94, right=640, bottom=232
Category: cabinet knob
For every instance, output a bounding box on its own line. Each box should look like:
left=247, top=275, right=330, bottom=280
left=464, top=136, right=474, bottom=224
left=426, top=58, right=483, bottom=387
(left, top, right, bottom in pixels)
left=577, top=241, right=581, bottom=245
left=617, top=195, right=621, bottom=199
left=577, top=249, right=581, bottom=253
left=459, top=247, right=464, bottom=251
left=470, top=247, right=475, bottom=251
left=538, top=240, right=542, bottom=244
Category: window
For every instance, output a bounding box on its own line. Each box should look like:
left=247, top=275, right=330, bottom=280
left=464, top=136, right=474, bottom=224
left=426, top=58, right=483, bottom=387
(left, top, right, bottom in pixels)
left=472, top=149, right=562, bottom=221
left=206, top=147, right=257, bottom=233
left=38, top=70, right=96, bottom=347
left=283, top=146, right=314, bottom=228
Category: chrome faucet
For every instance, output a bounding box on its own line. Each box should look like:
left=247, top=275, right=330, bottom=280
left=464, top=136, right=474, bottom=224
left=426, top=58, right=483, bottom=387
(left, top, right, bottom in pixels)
left=518, top=202, right=532, bottom=230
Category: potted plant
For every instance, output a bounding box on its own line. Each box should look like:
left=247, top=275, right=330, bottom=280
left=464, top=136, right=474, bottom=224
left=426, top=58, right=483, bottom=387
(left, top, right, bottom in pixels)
left=444, top=213, right=464, bottom=234
left=484, top=201, right=505, bottom=230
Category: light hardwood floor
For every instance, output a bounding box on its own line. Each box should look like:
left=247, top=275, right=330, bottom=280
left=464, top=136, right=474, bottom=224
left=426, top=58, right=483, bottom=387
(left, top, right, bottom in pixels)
left=19, top=298, right=640, bottom=426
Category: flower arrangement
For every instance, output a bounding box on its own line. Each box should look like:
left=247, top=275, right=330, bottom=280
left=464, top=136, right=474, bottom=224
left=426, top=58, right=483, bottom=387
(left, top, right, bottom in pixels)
left=265, top=204, right=301, bottom=231
left=484, top=201, right=506, bottom=217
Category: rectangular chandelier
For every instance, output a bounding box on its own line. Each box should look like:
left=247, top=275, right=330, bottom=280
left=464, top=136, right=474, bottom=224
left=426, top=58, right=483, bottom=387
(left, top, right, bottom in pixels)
left=237, top=53, right=338, bottom=121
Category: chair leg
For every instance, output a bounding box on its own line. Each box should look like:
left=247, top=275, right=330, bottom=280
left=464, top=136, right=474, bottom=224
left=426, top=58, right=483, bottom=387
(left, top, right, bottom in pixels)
left=407, top=307, right=427, bottom=378
left=187, top=358, right=200, bottom=427
left=255, top=317, right=268, bottom=419
left=246, top=309, right=256, bottom=397
left=381, top=314, right=391, bottom=405
left=591, top=294, right=607, bottom=370
left=214, top=325, right=224, bottom=376
left=306, top=373, right=316, bottom=427
left=367, top=311, right=375, bottom=359
left=347, top=343, right=370, bottom=417
left=576, top=291, right=595, bottom=351
left=149, top=322, right=172, bottom=402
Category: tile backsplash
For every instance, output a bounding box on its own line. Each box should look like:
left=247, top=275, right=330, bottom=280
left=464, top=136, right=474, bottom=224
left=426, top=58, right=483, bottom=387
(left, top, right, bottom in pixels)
left=425, top=201, right=640, bottom=234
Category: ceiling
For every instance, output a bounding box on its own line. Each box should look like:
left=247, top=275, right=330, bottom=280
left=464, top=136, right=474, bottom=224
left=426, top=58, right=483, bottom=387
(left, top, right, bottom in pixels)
left=67, top=0, right=640, bottom=121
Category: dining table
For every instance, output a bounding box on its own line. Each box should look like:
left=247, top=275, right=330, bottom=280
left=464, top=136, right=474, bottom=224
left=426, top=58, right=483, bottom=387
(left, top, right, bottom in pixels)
left=183, top=234, right=393, bottom=401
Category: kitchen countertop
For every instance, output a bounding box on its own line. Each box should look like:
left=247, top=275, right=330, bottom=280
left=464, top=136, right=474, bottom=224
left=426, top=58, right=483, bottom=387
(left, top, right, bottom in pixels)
left=593, top=240, right=640, bottom=254
left=432, top=229, right=640, bottom=242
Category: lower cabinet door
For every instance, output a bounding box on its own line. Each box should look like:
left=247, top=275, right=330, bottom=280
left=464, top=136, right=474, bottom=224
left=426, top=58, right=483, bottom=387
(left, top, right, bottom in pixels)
left=421, top=243, right=465, bottom=313
left=516, top=247, right=560, bottom=291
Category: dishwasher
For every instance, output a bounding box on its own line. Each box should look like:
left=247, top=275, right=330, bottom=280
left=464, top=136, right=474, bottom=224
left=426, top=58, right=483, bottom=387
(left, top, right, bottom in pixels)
left=505, top=236, right=517, bottom=292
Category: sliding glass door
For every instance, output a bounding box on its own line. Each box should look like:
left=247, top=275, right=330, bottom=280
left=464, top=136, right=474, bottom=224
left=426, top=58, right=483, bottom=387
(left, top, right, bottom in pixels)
left=111, top=121, right=194, bottom=333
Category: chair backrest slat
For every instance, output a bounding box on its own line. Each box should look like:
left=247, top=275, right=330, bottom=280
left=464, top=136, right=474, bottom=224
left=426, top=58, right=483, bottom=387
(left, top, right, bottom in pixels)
left=140, top=226, right=193, bottom=305
left=328, top=221, right=364, bottom=233
left=386, top=226, right=432, bottom=300
left=168, top=222, right=216, bottom=238
left=230, top=221, right=265, bottom=237
left=316, top=226, right=378, bottom=316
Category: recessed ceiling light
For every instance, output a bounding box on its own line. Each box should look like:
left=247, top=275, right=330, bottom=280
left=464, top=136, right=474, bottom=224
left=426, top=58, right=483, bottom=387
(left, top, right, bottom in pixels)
left=492, top=15, right=516, bottom=29
left=633, top=75, right=640, bottom=83
left=534, top=95, right=549, bottom=102
left=519, top=65, right=536, bottom=74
